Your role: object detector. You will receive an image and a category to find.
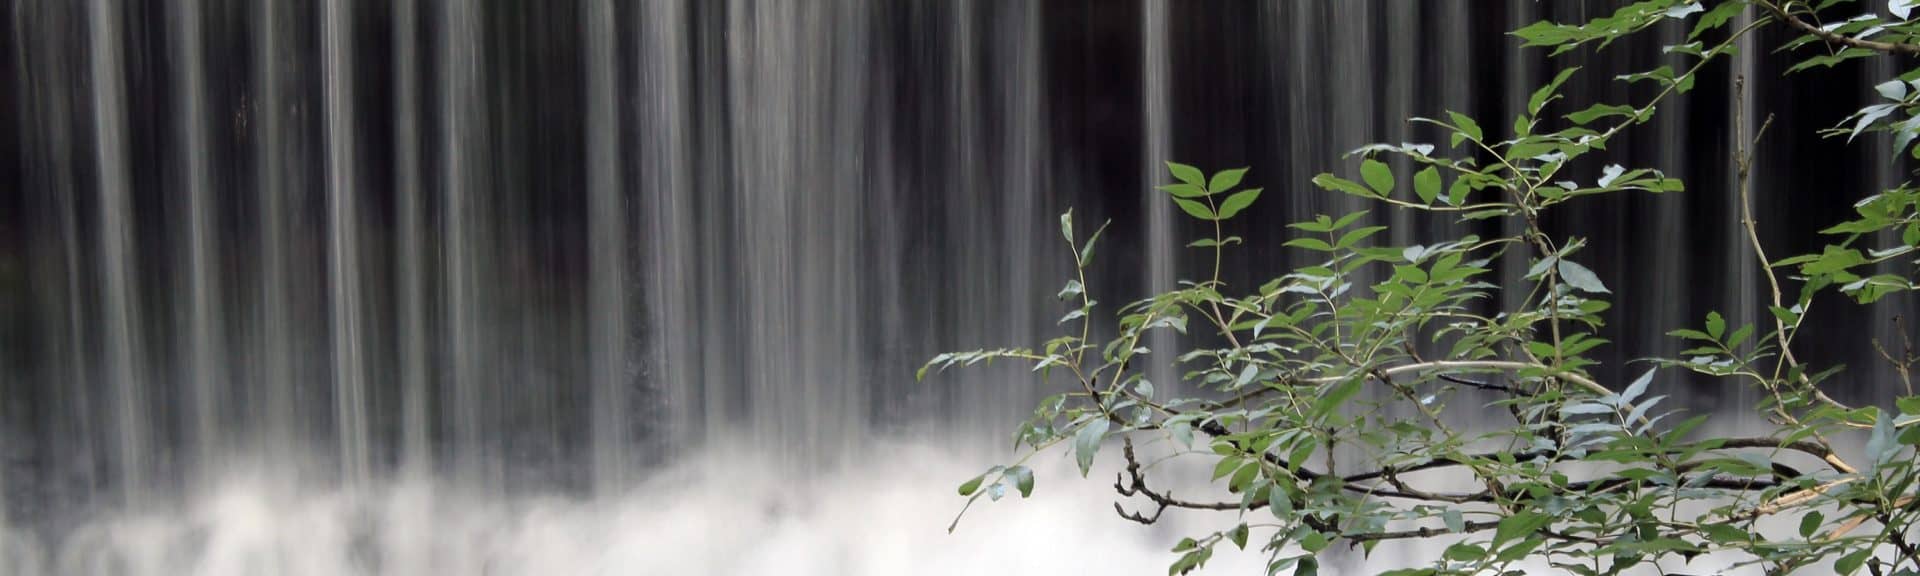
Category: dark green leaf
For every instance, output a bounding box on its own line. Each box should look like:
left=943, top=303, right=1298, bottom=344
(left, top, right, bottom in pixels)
left=1006, top=465, right=1034, bottom=498
left=1444, top=543, right=1487, bottom=562
left=1268, top=485, right=1293, bottom=518
left=1799, top=511, right=1824, bottom=538
left=1837, top=549, right=1871, bottom=574
left=1301, top=531, right=1329, bottom=553
left=1080, top=220, right=1111, bottom=265
left=959, top=474, right=986, bottom=496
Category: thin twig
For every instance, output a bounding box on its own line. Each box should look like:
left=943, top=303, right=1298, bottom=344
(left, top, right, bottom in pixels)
left=1758, top=0, right=1920, bottom=55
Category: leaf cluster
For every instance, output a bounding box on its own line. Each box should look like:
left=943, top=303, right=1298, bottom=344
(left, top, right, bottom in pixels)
left=924, top=2, right=1920, bottom=574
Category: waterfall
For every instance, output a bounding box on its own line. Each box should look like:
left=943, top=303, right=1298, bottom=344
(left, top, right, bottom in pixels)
left=87, top=0, right=148, bottom=508
left=324, top=0, right=370, bottom=487
left=392, top=0, right=431, bottom=479
left=1143, top=0, right=1177, bottom=399
left=439, top=0, right=494, bottom=490
left=584, top=0, right=629, bottom=495
left=168, top=0, right=226, bottom=477
left=634, top=0, right=699, bottom=457
left=252, top=0, right=302, bottom=463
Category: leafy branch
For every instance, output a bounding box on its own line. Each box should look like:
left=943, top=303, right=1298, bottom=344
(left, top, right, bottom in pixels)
left=924, top=2, right=1920, bottom=574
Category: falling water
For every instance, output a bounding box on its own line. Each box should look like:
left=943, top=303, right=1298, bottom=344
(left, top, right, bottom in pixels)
left=1143, top=0, right=1177, bottom=399
left=1, top=2, right=1913, bottom=574
left=86, top=0, right=148, bottom=508
left=323, top=0, right=369, bottom=488
left=391, top=0, right=430, bottom=478
left=169, top=0, right=225, bottom=478
left=584, top=0, right=627, bottom=494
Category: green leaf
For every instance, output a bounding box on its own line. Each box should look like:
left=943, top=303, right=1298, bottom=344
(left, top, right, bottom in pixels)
left=1701, top=523, right=1748, bottom=544
left=1413, top=166, right=1441, bottom=204
left=1212, top=456, right=1242, bottom=480
left=1705, top=311, right=1726, bottom=340
left=1336, top=226, right=1388, bottom=249
left=1166, top=161, right=1205, bottom=187
left=1394, top=264, right=1429, bottom=284
left=1173, top=198, right=1216, bottom=220
left=1156, top=183, right=1209, bottom=198
left=1799, top=510, right=1825, bottom=538
left=1189, top=237, right=1243, bottom=248
left=1837, top=549, right=1871, bottom=574
left=1216, top=188, right=1263, bottom=220
left=1268, top=485, right=1293, bottom=518
left=959, top=474, right=986, bottom=496
left=1506, top=140, right=1559, bottom=161
left=1209, top=168, right=1249, bottom=194
left=1900, top=396, right=1920, bottom=415
left=1080, top=220, right=1111, bottom=265
left=1006, top=465, right=1034, bottom=498
left=1493, top=512, right=1549, bottom=546
left=1361, top=159, right=1395, bottom=196
left=1312, top=378, right=1363, bottom=419
left=1557, top=259, right=1610, bottom=293
left=1443, top=509, right=1465, bottom=532
left=1301, top=531, right=1329, bottom=553
left=1313, top=173, right=1379, bottom=199
left=1446, top=178, right=1471, bottom=206
left=1285, top=237, right=1335, bottom=251
left=1074, top=419, right=1110, bottom=477
left=1690, top=1, right=1743, bottom=39
left=1444, top=543, right=1487, bottom=562
left=1448, top=111, right=1483, bottom=146
left=1057, top=279, right=1083, bottom=300
left=1228, top=523, right=1249, bottom=549
left=1512, top=20, right=1577, bottom=48
left=1330, top=210, right=1370, bottom=230
left=1566, top=103, right=1636, bottom=125
left=1059, top=209, right=1073, bottom=242
left=1529, top=67, right=1580, bottom=115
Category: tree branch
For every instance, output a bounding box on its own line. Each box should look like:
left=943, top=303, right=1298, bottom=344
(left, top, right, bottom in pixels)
left=1759, top=0, right=1920, bottom=56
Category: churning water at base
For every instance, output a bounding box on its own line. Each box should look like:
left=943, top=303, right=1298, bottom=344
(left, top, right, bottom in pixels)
left=2, top=1, right=1910, bottom=573
left=0, top=442, right=1280, bottom=576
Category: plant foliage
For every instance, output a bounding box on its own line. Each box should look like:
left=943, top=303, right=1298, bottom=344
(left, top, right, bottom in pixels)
left=924, top=1, right=1920, bottom=574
